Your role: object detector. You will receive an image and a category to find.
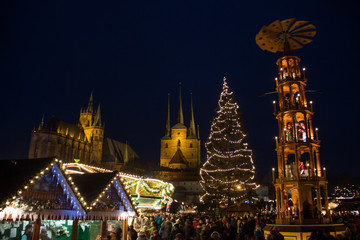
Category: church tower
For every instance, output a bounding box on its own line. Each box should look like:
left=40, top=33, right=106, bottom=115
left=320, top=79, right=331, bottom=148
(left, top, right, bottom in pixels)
left=79, top=92, right=104, bottom=165
left=160, top=84, right=201, bottom=169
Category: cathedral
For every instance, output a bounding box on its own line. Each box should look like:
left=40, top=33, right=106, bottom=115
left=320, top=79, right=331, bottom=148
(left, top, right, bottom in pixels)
left=28, top=89, right=203, bottom=202
left=156, top=85, right=203, bottom=203
left=28, top=92, right=143, bottom=172
left=160, top=85, right=201, bottom=170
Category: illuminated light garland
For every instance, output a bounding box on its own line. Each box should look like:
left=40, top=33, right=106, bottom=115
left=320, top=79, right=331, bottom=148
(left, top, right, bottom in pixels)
left=62, top=163, right=174, bottom=211
left=0, top=159, right=142, bottom=221
left=0, top=159, right=88, bottom=220
left=200, top=77, right=260, bottom=204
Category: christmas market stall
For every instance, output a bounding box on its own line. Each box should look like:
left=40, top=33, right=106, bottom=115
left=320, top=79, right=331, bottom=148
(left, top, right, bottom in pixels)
left=71, top=171, right=137, bottom=239
left=63, top=162, right=175, bottom=212
left=118, top=172, right=174, bottom=211
left=0, top=157, right=138, bottom=240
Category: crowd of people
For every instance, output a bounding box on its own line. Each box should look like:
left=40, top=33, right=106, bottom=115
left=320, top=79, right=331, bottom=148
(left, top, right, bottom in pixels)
left=126, top=213, right=274, bottom=240
left=17, top=212, right=360, bottom=240
left=121, top=213, right=360, bottom=240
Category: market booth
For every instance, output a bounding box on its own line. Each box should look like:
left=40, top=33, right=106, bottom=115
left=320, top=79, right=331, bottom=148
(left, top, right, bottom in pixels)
left=63, top=162, right=175, bottom=211
left=0, top=157, right=137, bottom=240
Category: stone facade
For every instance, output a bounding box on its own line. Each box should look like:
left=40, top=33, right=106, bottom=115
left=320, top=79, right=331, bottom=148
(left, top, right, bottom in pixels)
left=28, top=93, right=142, bottom=172
left=156, top=86, right=203, bottom=203
left=160, top=87, right=200, bottom=170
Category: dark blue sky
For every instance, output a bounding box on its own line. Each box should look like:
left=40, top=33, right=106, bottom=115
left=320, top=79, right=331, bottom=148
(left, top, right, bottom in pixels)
left=0, top=0, right=359, bottom=178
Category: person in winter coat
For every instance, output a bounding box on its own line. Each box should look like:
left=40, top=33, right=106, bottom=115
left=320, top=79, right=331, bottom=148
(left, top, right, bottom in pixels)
left=149, top=222, right=157, bottom=236
left=129, top=225, right=138, bottom=240
left=223, top=222, right=237, bottom=240
left=210, top=231, right=221, bottom=240
left=170, top=224, right=183, bottom=240
left=161, top=218, right=173, bottom=240
left=150, top=230, right=162, bottom=240
left=157, top=217, right=164, bottom=231
left=21, top=224, right=33, bottom=240
left=184, top=220, right=195, bottom=240
left=137, top=230, right=149, bottom=240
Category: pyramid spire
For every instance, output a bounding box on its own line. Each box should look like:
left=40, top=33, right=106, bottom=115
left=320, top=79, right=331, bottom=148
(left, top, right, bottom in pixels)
left=188, top=93, right=196, bottom=138
left=197, top=124, right=200, bottom=140
left=177, top=82, right=184, bottom=124
left=38, top=115, right=45, bottom=130
left=93, top=104, right=102, bottom=126
left=124, top=141, right=129, bottom=165
left=164, top=94, right=171, bottom=137
left=87, top=91, right=94, bottom=113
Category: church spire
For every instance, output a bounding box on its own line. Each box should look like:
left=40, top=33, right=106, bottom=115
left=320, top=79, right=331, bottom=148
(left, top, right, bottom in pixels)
left=93, top=103, right=102, bottom=126
left=38, top=115, right=44, bottom=130
left=124, top=141, right=129, bottom=165
left=188, top=93, right=196, bottom=138
left=164, top=94, right=171, bottom=137
left=87, top=91, right=94, bottom=113
left=197, top=124, right=200, bottom=140
left=177, top=82, right=184, bottom=124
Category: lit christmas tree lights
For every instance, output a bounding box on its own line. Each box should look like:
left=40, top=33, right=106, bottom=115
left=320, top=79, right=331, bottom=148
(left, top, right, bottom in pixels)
left=200, top=77, right=259, bottom=205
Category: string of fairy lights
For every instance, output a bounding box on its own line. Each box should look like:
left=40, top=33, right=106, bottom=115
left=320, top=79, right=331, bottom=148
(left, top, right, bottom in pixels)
left=120, top=174, right=174, bottom=203
left=200, top=77, right=259, bottom=203
left=0, top=158, right=140, bottom=221
left=63, top=163, right=174, bottom=208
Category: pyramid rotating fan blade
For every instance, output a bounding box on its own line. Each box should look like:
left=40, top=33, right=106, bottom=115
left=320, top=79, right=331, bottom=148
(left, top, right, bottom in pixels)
left=291, top=24, right=316, bottom=34
left=263, top=28, right=278, bottom=41
left=288, top=20, right=309, bottom=32
left=265, top=38, right=283, bottom=53
left=273, top=40, right=284, bottom=53
left=293, top=31, right=316, bottom=38
left=291, top=36, right=313, bottom=45
left=255, top=19, right=316, bottom=53
left=256, top=27, right=270, bottom=51
left=266, top=20, right=283, bottom=33
left=288, top=38, right=303, bottom=50
left=280, top=18, right=296, bottom=32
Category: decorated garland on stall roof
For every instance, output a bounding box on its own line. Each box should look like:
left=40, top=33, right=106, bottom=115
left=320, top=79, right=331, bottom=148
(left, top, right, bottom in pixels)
left=123, top=177, right=174, bottom=200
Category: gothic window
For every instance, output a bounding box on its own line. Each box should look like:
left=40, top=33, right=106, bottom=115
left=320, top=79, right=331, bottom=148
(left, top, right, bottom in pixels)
left=178, top=140, right=181, bottom=147
left=190, top=143, right=193, bottom=148
left=165, top=143, right=168, bottom=148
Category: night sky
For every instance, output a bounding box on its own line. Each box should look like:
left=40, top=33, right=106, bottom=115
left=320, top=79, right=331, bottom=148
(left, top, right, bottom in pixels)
left=1, top=1, right=359, bottom=179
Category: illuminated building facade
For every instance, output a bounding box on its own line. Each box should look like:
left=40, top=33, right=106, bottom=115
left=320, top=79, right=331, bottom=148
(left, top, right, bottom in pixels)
left=160, top=85, right=201, bottom=169
left=28, top=93, right=142, bottom=171
left=156, top=84, right=202, bottom=203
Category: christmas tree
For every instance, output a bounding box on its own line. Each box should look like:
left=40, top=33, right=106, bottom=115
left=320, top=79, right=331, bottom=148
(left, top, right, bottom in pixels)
left=200, top=77, right=259, bottom=205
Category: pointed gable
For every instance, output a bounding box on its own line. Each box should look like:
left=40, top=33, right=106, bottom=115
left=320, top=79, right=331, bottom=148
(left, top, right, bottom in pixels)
left=0, top=158, right=87, bottom=220
left=71, top=172, right=118, bottom=205
left=0, top=157, right=53, bottom=204
left=169, top=148, right=188, bottom=166
left=72, top=172, right=137, bottom=219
